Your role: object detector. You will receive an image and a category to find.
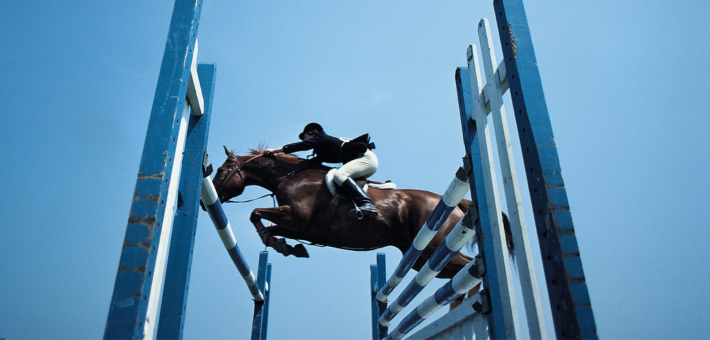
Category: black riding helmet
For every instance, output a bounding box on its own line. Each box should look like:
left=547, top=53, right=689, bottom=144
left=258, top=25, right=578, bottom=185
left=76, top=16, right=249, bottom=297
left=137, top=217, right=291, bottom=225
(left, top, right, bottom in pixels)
left=298, top=122, right=323, bottom=140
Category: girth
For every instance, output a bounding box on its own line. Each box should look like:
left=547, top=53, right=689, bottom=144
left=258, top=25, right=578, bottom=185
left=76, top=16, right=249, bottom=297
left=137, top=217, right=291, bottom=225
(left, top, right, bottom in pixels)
left=316, top=192, right=343, bottom=247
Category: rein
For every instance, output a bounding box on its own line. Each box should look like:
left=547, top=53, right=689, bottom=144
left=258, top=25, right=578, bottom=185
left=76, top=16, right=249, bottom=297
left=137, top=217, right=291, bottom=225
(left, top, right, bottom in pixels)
left=224, top=193, right=274, bottom=204
left=219, top=153, right=314, bottom=203
left=214, top=154, right=264, bottom=196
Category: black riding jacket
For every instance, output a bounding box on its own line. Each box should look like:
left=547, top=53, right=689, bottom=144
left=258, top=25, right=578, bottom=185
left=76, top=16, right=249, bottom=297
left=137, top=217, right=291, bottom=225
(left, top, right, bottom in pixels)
left=282, top=131, right=369, bottom=164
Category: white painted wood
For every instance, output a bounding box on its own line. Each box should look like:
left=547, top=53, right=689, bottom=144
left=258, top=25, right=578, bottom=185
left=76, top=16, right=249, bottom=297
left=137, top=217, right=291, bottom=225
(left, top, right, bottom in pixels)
left=406, top=295, right=485, bottom=340
left=467, top=44, right=521, bottom=340
left=462, top=318, right=474, bottom=340
left=478, top=18, right=548, bottom=340
left=451, top=323, right=462, bottom=340
left=471, top=312, right=489, bottom=340
left=187, top=39, right=205, bottom=116
left=482, top=60, right=508, bottom=115
left=143, top=101, right=191, bottom=339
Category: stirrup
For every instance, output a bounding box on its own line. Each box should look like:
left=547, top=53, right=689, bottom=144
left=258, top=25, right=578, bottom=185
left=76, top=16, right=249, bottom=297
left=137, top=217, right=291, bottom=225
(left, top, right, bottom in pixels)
left=350, top=200, right=365, bottom=220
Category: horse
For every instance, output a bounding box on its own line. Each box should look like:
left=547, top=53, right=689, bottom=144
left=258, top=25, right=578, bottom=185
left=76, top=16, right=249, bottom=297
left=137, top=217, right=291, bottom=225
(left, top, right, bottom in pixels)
left=212, top=146, right=511, bottom=279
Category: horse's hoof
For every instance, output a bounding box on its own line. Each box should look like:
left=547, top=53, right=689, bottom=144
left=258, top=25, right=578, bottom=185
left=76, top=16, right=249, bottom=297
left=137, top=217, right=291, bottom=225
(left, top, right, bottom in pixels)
left=272, top=238, right=290, bottom=256
left=292, top=244, right=310, bottom=258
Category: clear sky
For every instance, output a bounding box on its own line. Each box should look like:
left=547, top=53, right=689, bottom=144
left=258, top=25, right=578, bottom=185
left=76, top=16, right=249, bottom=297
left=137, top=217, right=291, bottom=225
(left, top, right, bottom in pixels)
left=1, top=1, right=708, bottom=339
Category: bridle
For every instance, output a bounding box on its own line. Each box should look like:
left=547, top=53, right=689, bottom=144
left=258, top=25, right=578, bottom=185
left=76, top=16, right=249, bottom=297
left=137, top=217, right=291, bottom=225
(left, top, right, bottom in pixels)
left=214, top=154, right=263, bottom=200
left=214, top=153, right=315, bottom=203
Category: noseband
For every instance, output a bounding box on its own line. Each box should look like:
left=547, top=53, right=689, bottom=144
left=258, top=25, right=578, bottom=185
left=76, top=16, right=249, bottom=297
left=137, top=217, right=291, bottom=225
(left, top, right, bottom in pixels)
left=214, top=154, right=263, bottom=199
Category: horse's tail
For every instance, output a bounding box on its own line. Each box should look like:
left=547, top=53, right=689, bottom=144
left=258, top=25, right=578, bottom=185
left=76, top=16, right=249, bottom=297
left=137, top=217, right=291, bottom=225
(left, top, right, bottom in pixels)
left=458, top=199, right=515, bottom=259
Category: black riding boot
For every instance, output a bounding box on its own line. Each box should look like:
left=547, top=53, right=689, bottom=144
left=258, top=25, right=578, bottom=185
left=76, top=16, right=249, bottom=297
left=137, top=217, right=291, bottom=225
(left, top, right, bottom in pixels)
left=340, top=178, right=378, bottom=219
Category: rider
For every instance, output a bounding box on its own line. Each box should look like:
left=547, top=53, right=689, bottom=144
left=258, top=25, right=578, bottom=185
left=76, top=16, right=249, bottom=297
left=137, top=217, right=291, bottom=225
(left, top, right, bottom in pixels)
left=263, top=123, right=378, bottom=218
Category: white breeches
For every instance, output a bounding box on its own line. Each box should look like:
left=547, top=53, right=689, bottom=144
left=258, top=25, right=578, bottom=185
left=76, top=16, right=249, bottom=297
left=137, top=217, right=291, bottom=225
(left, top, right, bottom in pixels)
left=333, top=149, right=378, bottom=186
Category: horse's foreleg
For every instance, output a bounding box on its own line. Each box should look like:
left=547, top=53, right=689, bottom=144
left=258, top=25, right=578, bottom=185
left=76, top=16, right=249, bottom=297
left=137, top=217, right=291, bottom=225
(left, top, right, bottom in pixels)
left=250, top=208, right=278, bottom=247
left=250, top=206, right=309, bottom=258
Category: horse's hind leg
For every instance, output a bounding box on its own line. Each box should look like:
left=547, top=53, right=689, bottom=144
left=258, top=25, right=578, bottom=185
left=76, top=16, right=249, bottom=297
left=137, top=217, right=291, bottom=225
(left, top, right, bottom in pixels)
left=250, top=206, right=309, bottom=258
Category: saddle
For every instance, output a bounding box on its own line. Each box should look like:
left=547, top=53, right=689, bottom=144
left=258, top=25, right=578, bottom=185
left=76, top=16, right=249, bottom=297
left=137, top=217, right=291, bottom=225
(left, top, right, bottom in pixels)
left=324, top=169, right=396, bottom=196
left=317, top=169, right=396, bottom=246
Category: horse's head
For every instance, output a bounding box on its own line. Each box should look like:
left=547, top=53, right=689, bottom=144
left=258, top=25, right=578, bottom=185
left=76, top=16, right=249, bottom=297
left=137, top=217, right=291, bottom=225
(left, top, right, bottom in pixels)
left=212, top=146, right=247, bottom=202
left=213, top=145, right=320, bottom=202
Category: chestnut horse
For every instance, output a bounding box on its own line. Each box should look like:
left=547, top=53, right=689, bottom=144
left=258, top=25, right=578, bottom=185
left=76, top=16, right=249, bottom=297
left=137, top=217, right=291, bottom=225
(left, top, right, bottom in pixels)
left=213, top=146, right=510, bottom=279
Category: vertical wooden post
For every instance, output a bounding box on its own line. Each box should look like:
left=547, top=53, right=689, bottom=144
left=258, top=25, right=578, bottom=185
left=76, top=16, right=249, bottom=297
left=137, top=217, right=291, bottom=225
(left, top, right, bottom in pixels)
left=104, top=0, right=203, bottom=338
left=493, top=0, right=598, bottom=338
left=456, top=67, right=519, bottom=340
left=156, top=63, right=216, bottom=340
left=371, top=253, right=387, bottom=340
left=251, top=251, right=270, bottom=340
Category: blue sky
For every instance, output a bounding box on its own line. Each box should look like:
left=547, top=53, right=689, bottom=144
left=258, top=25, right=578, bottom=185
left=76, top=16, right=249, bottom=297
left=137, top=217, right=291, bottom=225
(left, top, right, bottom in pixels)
left=1, top=1, right=708, bottom=339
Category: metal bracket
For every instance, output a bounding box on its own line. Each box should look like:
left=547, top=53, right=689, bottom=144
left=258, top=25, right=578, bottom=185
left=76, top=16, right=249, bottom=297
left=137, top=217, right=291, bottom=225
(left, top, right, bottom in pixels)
left=468, top=255, right=487, bottom=278
left=461, top=155, right=473, bottom=177
left=472, top=288, right=492, bottom=315
left=202, top=150, right=213, bottom=178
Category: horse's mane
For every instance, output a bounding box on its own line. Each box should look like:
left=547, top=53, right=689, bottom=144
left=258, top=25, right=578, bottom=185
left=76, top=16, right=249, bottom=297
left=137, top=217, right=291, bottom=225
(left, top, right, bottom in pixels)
left=247, top=144, right=306, bottom=163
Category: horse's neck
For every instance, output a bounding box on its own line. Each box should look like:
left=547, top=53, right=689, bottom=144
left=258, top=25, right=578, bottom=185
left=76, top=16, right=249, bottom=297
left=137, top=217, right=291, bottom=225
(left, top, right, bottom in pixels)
left=244, top=158, right=311, bottom=192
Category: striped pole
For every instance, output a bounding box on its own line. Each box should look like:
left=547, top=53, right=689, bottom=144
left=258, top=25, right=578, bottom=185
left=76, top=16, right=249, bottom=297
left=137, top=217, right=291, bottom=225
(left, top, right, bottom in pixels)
left=385, top=256, right=486, bottom=340
left=201, top=176, right=265, bottom=301
left=376, top=167, right=470, bottom=303
left=378, top=211, right=476, bottom=327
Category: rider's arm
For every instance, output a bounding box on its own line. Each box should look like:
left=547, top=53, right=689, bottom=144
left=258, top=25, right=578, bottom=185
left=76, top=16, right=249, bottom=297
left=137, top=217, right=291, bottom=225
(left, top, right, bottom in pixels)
left=263, top=147, right=283, bottom=155
left=282, top=135, right=322, bottom=154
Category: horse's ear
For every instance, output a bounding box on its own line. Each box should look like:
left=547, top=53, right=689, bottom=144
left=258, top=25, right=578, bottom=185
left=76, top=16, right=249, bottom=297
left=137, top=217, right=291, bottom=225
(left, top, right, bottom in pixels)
left=223, top=145, right=231, bottom=157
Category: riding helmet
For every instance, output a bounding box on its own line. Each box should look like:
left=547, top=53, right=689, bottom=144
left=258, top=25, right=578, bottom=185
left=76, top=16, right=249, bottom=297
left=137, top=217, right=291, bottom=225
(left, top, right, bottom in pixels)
left=299, top=122, right=323, bottom=140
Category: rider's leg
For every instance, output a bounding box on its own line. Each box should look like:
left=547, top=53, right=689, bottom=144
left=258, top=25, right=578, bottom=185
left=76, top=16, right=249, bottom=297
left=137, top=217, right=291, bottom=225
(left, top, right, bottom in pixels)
left=334, top=150, right=378, bottom=218
left=333, top=149, right=378, bottom=184
left=340, top=177, right=378, bottom=218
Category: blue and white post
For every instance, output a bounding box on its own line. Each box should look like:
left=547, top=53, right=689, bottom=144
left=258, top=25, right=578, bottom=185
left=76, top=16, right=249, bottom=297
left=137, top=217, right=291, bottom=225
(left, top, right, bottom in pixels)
left=201, top=176, right=265, bottom=302
left=376, top=166, right=470, bottom=303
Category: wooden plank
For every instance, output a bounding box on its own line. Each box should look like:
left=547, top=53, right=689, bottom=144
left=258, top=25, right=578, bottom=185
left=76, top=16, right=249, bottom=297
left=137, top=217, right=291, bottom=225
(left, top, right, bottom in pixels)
left=462, top=318, right=473, bottom=340
left=467, top=47, right=521, bottom=340
left=477, top=18, right=547, bottom=340
left=186, top=40, right=205, bottom=116
left=493, top=0, right=598, bottom=338
left=156, top=63, right=216, bottom=340
left=251, top=252, right=270, bottom=340
left=406, top=295, right=484, bottom=340
left=144, top=95, right=191, bottom=338
left=104, top=1, right=203, bottom=338
left=482, top=60, right=508, bottom=115
left=371, top=265, right=380, bottom=340
left=456, top=67, right=508, bottom=340
left=471, top=313, right=489, bottom=340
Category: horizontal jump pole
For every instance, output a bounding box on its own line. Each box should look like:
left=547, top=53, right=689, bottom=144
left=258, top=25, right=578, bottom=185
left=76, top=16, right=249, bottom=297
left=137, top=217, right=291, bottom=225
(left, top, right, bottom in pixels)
left=376, top=166, right=470, bottom=303
left=378, top=211, right=476, bottom=327
left=385, top=256, right=486, bottom=340
left=201, top=176, right=265, bottom=301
